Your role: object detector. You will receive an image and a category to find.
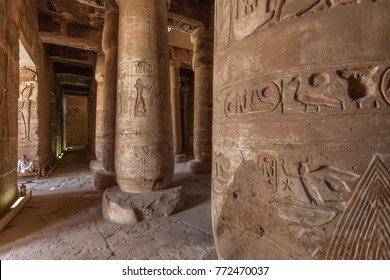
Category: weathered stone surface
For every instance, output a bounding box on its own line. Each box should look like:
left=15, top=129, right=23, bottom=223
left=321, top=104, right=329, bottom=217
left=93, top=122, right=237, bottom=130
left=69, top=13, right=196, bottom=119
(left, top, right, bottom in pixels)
left=93, top=51, right=105, bottom=165
left=93, top=0, right=118, bottom=189
left=65, top=96, right=88, bottom=147
left=213, top=0, right=390, bottom=259
left=18, top=67, right=39, bottom=168
left=170, top=52, right=183, bottom=157
left=89, top=159, right=103, bottom=173
left=0, top=1, right=19, bottom=213
left=188, top=159, right=212, bottom=174
left=115, top=0, right=174, bottom=192
left=189, top=26, right=213, bottom=173
left=102, top=186, right=185, bottom=224
left=94, top=170, right=118, bottom=191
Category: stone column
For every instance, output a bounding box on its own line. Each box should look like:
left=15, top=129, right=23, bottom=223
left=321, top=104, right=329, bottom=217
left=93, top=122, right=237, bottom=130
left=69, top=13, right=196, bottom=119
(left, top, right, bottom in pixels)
left=187, top=26, right=213, bottom=174
left=170, top=49, right=186, bottom=162
left=213, top=0, right=390, bottom=260
left=89, top=51, right=105, bottom=173
left=102, top=0, right=184, bottom=224
left=93, top=0, right=118, bottom=189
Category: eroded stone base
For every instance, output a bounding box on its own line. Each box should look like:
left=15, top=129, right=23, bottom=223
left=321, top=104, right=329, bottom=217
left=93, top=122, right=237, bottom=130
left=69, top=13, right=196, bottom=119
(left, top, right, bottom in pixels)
left=102, top=186, right=185, bottom=224
left=89, top=160, right=103, bottom=173
left=174, top=154, right=187, bottom=163
left=187, top=160, right=211, bottom=174
left=94, top=171, right=117, bottom=190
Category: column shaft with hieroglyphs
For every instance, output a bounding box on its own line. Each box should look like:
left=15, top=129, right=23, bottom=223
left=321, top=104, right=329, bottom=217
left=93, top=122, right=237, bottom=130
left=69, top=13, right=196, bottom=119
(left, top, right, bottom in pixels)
left=169, top=48, right=186, bottom=163
left=187, top=26, right=214, bottom=174
left=213, top=0, right=390, bottom=259
left=94, top=0, right=119, bottom=189
left=115, top=0, right=173, bottom=192
left=90, top=51, right=105, bottom=173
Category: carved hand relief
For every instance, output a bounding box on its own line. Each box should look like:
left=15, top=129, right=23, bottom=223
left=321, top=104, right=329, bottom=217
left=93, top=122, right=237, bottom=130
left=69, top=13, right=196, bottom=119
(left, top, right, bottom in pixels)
left=216, top=0, right=372, bottom=49
left=216, top=64, right=389, bottom=119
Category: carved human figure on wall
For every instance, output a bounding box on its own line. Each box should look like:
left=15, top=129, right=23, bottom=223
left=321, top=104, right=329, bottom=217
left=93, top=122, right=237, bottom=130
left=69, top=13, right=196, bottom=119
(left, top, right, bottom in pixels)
left=19, top=70, right=37, bottom=141
left=134, top=77, right=157, bottom=117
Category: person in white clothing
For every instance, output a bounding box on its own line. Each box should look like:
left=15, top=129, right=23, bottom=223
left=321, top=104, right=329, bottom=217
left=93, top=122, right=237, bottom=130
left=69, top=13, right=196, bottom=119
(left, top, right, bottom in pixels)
left=17, top=155, right=34, bottom=173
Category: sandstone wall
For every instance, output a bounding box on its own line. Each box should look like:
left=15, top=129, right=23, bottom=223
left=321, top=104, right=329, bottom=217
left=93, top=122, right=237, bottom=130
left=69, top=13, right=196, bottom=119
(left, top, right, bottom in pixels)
left=66, top=96, right=88, bottom=147
left=213, top=0, right=390, bottom=259
left=0, top=0, right=20, bottom=213
left=16, top=0, right=60, bottom=168
left=18, top=66, right=39, bottom=166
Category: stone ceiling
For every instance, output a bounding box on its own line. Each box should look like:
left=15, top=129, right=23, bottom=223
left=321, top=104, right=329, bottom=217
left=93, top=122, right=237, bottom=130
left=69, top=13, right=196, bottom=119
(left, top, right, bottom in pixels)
left=34, top=0, right=213, bottom=97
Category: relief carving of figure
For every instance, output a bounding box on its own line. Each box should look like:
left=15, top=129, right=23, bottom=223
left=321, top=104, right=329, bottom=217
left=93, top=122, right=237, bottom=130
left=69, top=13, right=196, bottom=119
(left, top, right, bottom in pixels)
left=289, top=75, right=341, bottom=112
left=134, top=77, right=157, bottom=117
left=281, top=157, right=360, bottom=206
left=19, top=80, right=35, bottom=141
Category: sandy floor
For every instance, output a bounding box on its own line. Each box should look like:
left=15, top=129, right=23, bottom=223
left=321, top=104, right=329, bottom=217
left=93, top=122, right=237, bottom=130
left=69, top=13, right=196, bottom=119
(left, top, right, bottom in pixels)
left=0, top=150, right=217, bottom=260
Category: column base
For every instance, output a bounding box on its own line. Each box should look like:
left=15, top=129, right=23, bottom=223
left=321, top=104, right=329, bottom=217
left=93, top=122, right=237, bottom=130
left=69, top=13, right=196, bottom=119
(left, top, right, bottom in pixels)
left=89, top=160, right=103, bottom=173
left=174, top=154, right=187, bottom=163
left=102, top=186, right=185, bottom=224
left=187, top=159, right=211, bottom=174
left=94, top=171, right=118, bottom=190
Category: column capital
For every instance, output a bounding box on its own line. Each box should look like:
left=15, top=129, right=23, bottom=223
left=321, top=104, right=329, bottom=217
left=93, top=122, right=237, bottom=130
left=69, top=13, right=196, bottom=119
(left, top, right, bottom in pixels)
left=191, top=26, right=213, bottom=69
left=102, top=0, right=119, bottom=53
left=106, top=0, right=119, bottom=12
left=169, top=47, right=181, bottom=69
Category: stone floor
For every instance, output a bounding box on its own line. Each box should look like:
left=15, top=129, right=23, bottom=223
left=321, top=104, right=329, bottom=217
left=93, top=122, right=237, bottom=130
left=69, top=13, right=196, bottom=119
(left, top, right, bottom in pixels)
left=0, top=150, right=217, bottom=260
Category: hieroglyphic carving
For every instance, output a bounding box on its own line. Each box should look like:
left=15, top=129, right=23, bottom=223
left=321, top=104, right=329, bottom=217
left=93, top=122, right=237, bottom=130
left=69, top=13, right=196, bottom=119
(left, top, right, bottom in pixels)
left=258, top=154, right=278, bottom=193
left=289, top=75, right=342, bottom=112
left=118, top=62, right=130, bottom=115
left=281, top=157, right=360, bottom=207
left=131, top=61, right=160, bottom=117
left=214, top=151, right=233, bottom=185
left=338, top=66, right=379, bottom=108
left=173, top=47, right=193, bottom=67
left=380, top=67, right=390, bottom=106
left=168, top=18, right=198, bottom=34
left=219, top=0, right=371, bottom=49
left=19, top=69, right=37, bottom=141
left=326, top=155, right=390, bottom=259
left=224, top=80, right=282, bottom=117
left=217, top=64, right=389, bottom=118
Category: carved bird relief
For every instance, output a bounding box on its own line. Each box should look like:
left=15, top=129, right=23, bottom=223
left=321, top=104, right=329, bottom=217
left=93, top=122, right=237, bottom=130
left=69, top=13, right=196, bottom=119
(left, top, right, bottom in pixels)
left=289, top=75, right=340, bottom=112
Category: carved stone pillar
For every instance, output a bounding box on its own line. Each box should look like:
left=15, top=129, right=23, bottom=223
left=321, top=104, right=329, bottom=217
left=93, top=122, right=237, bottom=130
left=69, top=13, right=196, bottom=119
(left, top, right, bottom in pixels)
left=89, top=51, right=104, bottom=173
left=187, top=27, right=213, bottom=174
left=170, top=49, right=186, bottom=162
left=213, top=0, right=390, bottom=260
left=94, top=0, right=118, bottom=189
left=114, top=0, right=173, bottom=193
left=102, top=0, right=184, bottom=224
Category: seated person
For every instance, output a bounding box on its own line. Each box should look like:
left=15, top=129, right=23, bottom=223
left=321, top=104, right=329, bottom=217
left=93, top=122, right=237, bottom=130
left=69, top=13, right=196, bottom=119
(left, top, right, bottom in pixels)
left=17, top=155, right=34, bottom=173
